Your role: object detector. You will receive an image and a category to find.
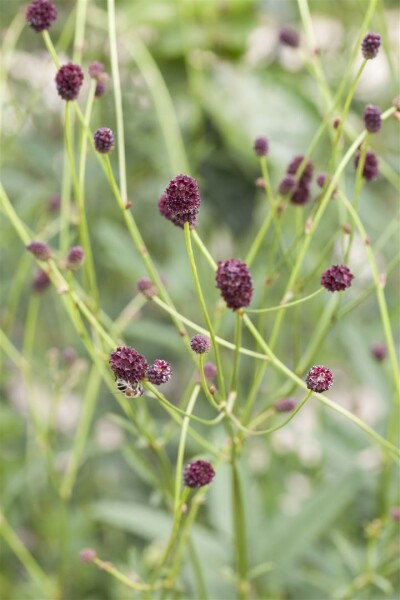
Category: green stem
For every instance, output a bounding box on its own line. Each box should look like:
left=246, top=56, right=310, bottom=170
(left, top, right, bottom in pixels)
left=174, top=386, right=200, bottom=513
left=231, top=448, right=248, bottom=599
left=245, top=288, right=323, bottom=314
left=199, top=354, right=220, bottom=410
left=230, top=311, right=242, bottom=393
left=184, top=222, right=226, bottom=399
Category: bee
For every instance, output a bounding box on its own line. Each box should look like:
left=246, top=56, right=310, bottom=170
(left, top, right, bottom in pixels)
left=115, top=378, right=144, bottom=398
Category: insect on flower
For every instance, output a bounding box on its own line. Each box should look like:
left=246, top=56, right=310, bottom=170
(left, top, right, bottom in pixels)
left=115, top=378, right=144, bottom=398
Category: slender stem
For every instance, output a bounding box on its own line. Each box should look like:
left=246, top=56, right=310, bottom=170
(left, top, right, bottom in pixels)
left=245, top=288, right=323, bottom=314
left=72, top=0, right=87, bottom=63
left=93, top=557, right=153, bottom=592
left=191, top=230, right=217, bottom=270
left=174, top=385, right=200, bottom=512
left=232, top=456, right=249, bottom=600
left=184, top=222, right=226, bottom=400
left=41, top=30, right=60, bottom=68
left=230, top=311, right=242, bottom=393
left=198, top=354, right=220, bottom=410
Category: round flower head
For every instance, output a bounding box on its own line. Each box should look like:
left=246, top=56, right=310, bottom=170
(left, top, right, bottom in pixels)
left=66, top=246, right=85, bottom=271
left=94, top=128, right=114, bottom=153
left=216, top=258, right=253, bottom=310
left=137, top=278, right=157, bottom=299
left=363, top=105, right=382, bottom=133
left=147, top=359, right=172, bottom=385
left=354, top=150, right=379, bottom=181
left=253, top=136, right=269, bottom=157
left=290, top=183, right=310, bottom=206
left=164, top=174, right=201, bottom=228
left=55, top=63, right=84, bottom=101
left=79, top=548, right=97, bottom=563
left=274, top=398, right=296, bottom=412
left=321, top=264, right=354, bottom=292
left=183, top=460, right=215, bottom=488
left=361, top=32, right=381, bottom=60
left=306, top=365, right=333, bottom=393
left=371, top=343, right=387, bottom=362
left=109, top=346, right=148, bottom=384
left=32, top=269, right=50, bottom=292
left=95, top=82, right=106, bottom=97
left=278, top=175, right=296, bottom=195
left=27, top=241, right=51, bottom=261
left=203, top=362, right=217, bottom=380
left=88, top=61, right=105, bottom=79
left=279, top=26, right=300, bottom=48
left=287, top=155, right=314, bottom=186
left=26, top=0, right=57, bottom=32
left=190, top=334, right=211, bottom=354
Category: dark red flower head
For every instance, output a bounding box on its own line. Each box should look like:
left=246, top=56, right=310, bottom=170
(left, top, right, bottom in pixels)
left=274, top=398, right=296, bottom=412
left=32, top=269, right=51, bottom=292
left=279, top=26, right=300, bottom=48
left=361, top=32, right=381, bottom=59
left=278, top=175, right=296, bottom=195
left=253, top=136, right=269, bottom=157
left=27, top=241, right=52, bottom=261
left=306, top=365, right=333, bottom=393
left=285, top=155, right=314, bottom=206
left=66, top=246, right=85, bottom=270
left=147, top=359, right=172, bottom=385
left=137, top=278, right=157, bottom=299
left=183, top=460, right=215, bottom=488
left=216, top=258, right=253, bottom=310
left=55, top=63, right=84, bottom=101
left=190, top=334, right=211, bottom=354
left=26, top=0, right=57, bottom=32
left=321, top=264, right=354, bottom=292
left=363, top=105, right=382, bottom=133
left=95, top=82, right=106, bottom=97
left=163, top=175, right=201, bottom=228
left=109, top=346, right=149, bottom=384
left=94, top=128, right=114, bottom=153
left=371, top=343, right=387, bottom=362
left=354, top=150, right=379, bottom=181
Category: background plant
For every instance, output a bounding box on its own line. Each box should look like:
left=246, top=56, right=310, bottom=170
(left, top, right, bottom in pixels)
left=1, top=0, right=399, bottom=599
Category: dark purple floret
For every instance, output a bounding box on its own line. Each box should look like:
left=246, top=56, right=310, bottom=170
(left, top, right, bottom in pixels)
left=278, top=175, right=296, bottom=195
left=253, top=136, right=269, bottom=157
left=88, top=61, right=105, bottom=79
left=147, top=359, right=172, bottom=385
left=287, top=155, right=314, bottom=186
left=203, top=362, right=217, bottom=380
left=158, top=193, right=195, bottom=229
left=190, top=334, right=211, bottom=354
left=274, top=398, right=296, bottom=412
left=354, top=150, right=379, bottom=181
left=55, top=63, right=84, bottom=101
left=371, top=343, right=387, bottom=362
left=137, top=278, right=157, bottom=299
left=79, top=548, right=97, bottom=563
left=66, top=246, right=85, bottom=270
left=361, top=32, right=381, bottom=60
left=32, top=269, right=50, bottom=292
left=164, top=174, right=201, bottom=228
left=306, top=365, right=333, bottom=393
left=95, top=82, right=106, bottom=97
left=26, top=0, right=57, bottom=32
left=109, top=346, right=149, bottom=384
left=290, top=183, right=310, bottom=206
left=279, top=26, right=300, bottom=48
left=94, top=128, right=114, bottom=153
left=316, top=173, right=327, bottom=188
left=183, top=460, right=215, bottom=488
left=27, top=241, right=52, bottom=261
left=216, top=258, right=253, bottom=310
left=363, top=105, right=382, bottom=133
left=321, top=264, right=354, bottom=292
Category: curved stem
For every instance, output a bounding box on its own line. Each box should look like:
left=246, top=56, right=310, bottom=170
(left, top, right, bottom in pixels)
left=245, top=288, right=323, bottom=314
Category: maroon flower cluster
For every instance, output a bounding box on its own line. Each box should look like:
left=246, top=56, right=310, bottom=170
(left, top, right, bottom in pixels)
left=161, top=175, right=201, bottom=228
left=354, top=150, right=379, bottom=181
left=253, top=136, right=269, bottom=157
left=183, top=460, right=215, bottom=488
left=280, top=155, right=314, bottom=205
left=109, top=346, right=149, bottom=384
left=306, top=365, right=333, bottom=393
left=137, top=278, right=157, bottom=299
left=26, top=0, right=57, bottom=32
left=94, top=128, right=114, bottom=153
left=32, top=269, right=50, bottom=292
left=27, top=241, right=52, bottom=261
left=361, top=32, right=381, bottom=60
left=279, top=26, right=300, bottom=48
left=190, top=334, right=211, bottom=354
left=88, top=61, right=109, bottom=98
left=371, top=343, right=387, bottom=362
left=147, top=360, right=172, bottom=385
left=55, top=63, right=84, bottom=101
left=321, top=265, right=354, bottom=292
left=66, top=246, right=85, bottom=270
left=274, top=398, right=296, bottom=412
left=203, top=362, right=217, bottom=380
left=216, top=259, right=253, bottom=310
left=363, top=105, right=382, bottom=133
